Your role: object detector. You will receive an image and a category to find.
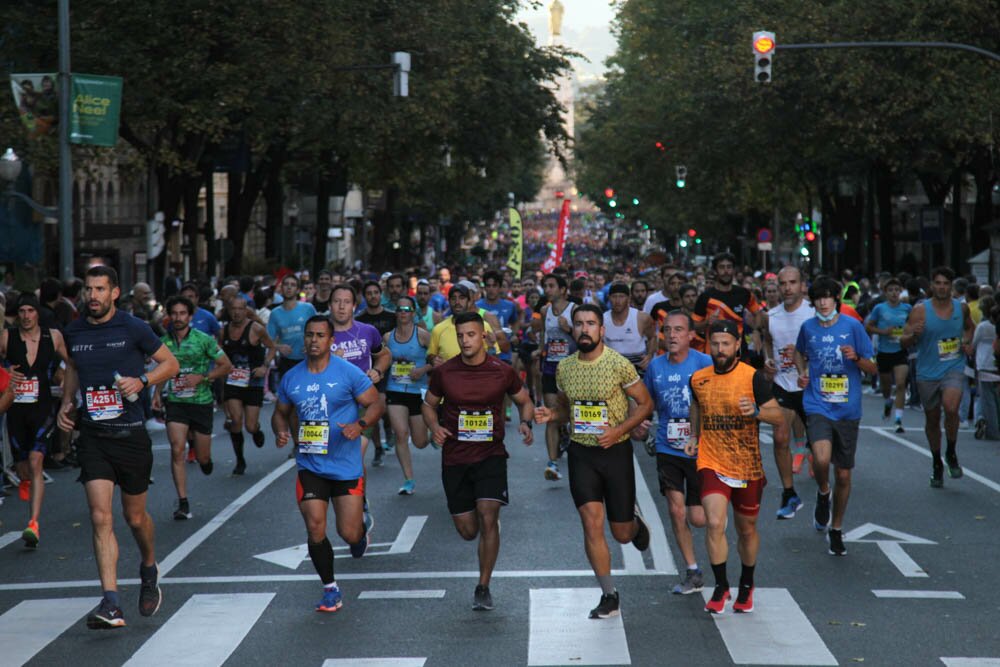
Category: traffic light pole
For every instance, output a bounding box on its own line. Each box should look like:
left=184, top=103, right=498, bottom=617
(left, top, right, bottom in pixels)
left=776, top=41, right=1000, bottom=63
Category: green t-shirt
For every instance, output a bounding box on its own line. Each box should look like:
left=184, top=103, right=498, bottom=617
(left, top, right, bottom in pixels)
left=161, top=327, right=225, bottom=404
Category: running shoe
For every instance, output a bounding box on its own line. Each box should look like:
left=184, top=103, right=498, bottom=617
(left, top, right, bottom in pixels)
left=350, top=504, right=374, bottom=558
left=139, top=565, right=162, bottom=617
left=828, top=528, right=847, bottom=556
left=975, top=419, right=987, bottom=440
left=18, top=479, right=31, bottom=502
left=776, top=493, right=803, bottom=520
left=945, top=452, right=963, bottom=479
left=316, top=585, right=343, bottom=613
left=813, top=491, right=831, bottom=532
left=86, top=598, right=126, bottom=629
left=372, top=451, right=384, bottom=467
left=672, top=569, right=704, bottom=595
left=883, top=400, right=892, bottom=419
left=733, top=586, right=755, bottom=613
left=643, top=433, right=656, bottom=457
left=173, top=499, right=192, bottom=521
left=473, top=584, right=494, bottom=611
left=791, top=453, right=806, bottom=475
left=22, top=519, right=39, bottom=548
left=199, top=460, right=214, bottom=476
left=704, top=586, right=730, bottom=614
left=233, top=459, right=247, bottom=476
left=589, top=591, right=620, bottom=619
left=894, top=420, right=905, bottom=434
left=544, top=460, right=562, bottom=481
left=632, top=504, right=650, bottom=551
left=252, top=430, right=266, bottom=448
left=930, top=460, right=944, bottom=488
left=398, top=479, right=415, bottom=495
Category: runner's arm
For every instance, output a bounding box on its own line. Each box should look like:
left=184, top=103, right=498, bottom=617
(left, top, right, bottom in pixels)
left=371, top=344, right=392, bottom=380
left=900, top=304, right=924, bottom=348
left=271, top=400, right=293, bottom=447
left=205, top=351, right=233, bottom=382
left=255, top=324, right=279, bottom=369
left=618, top=378, right=654, bottom=435
left=751, top=369, right=783, bottom=427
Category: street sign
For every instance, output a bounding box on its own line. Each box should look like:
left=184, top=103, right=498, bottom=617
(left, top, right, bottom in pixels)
left=757, top=242, right=773, bottom=251
left=920, top=206, right=944, bottom=243
left=756, top=227, right=772, bottom=243
left=826, top=235, right=846, bottom=254
left=844, top=523, right=935, bottom=578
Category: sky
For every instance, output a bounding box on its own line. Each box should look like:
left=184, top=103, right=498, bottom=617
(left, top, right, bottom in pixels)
left=516, top=0, right=617, bottom=85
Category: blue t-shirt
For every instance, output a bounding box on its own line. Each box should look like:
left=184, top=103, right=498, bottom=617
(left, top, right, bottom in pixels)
left=477, top=298, right=517, bottom=361
left=65, top=309, right=164, bottom=429
left=644, top=350, right=713, bottom=458
left=277, top=356, right=374, bottom=480
left=191, top=307, right=221, bottom=337
left=866, top=301, right=911, bottom=354
left=796, top=315, right=874, bottom=421
left=266, top=302, right=317, bottom=360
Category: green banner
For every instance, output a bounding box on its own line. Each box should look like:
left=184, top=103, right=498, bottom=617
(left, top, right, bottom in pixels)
left=70, top=74, right=122, bottom=147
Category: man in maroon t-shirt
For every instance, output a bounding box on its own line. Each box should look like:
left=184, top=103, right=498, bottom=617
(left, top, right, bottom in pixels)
left=422, top=311, right=535, bottom=612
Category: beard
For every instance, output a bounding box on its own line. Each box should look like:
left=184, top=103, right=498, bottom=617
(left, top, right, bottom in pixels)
left=712, top=351, right=738, bottom=373
left=576, top=335, right=600, bottom=353
left=88, top=301, right=112, bottom=320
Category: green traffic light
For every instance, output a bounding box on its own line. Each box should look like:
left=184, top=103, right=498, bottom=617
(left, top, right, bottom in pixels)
left=609, top=199, right=617, bottom=208
left=676, top=180, right=685, bottom=189
left=695, top=237, right=702, bottom=244
left=800, top=246, right=810, bottom=256
left=632, top=198, right=639, bottom=206
left=680, top=239, right=688, bottom=248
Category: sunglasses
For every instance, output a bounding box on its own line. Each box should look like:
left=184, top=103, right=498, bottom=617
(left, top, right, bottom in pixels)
left=397, top=306, right=414, bottom=312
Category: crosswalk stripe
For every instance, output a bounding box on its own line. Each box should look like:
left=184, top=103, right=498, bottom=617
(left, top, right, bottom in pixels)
left=0, top=597, right=95, bottom=666
left=123, top=593, right=274, bottom=667
left=940, top=660, right=1000, bottom=666
left=703, top=587, right=837, bottom=666
left=322, top=660, right=426, bottom=667
left=0, top=531, right=22, bottom=550
left=633, top=454, right=677, bottom=574
left=358, top=590, right=445, bottom=599
left=528, top=588, right=631, bottom=666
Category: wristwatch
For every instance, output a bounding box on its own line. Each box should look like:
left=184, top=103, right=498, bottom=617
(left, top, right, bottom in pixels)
left=358, top=418, right=368, bottom=429
left=140, top=374, right=149, bottom=387
left=520, top=419, right=533, bottom=428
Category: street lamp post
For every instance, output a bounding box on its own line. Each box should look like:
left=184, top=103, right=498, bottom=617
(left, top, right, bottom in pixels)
left=58, top=0, right=73, bottom=280
left=0, top=149, right=58, bottom=219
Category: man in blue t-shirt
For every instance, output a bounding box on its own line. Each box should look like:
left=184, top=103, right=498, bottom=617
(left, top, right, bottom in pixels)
left=58, top=265, right=180, bottom=630
left=272, top=316, right=383, bottom=614
left=864, top=277, right=912, bottom=432
left=637, top=310, right=712, bottom=595
left=794, top=277, right=876, bottom=557
left=267, top=274, right=316, bottom=380
left=180, top=283, right=221, bottom=337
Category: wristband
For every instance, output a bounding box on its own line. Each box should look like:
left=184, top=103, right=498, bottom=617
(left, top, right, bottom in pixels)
left=358, top=418, right=368, bottom=429
left=753, top=405, right=760, bottom=417
left=520, top=419, right=533, bottom=428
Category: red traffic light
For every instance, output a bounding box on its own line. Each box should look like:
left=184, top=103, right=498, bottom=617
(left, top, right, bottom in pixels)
left=655, top=141, right=666, bottom=152
left=604, top=188, right=615, bottom=199
left=555, top=190, right=565, bottom=199
left=687, top=228, right=697, bottom=238
left=805, top=231, right=816, bottom=242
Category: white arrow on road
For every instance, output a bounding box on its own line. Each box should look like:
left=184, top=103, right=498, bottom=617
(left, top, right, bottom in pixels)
left=254, top=516, right=427, bottom=570
left=843, top=523, right=935, bottom=578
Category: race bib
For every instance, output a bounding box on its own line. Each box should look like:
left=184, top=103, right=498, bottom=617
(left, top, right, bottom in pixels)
left=573, top=400, right=609, bottom=435
left=171, top=374, right=196, bottom=399
left=716, top=472, right=748, bottom=489
left=547, top=340, right=570, bottom=362
left=298, top=420, right=330, bottom=455
left=890, top=327, right=904, bottom=343
left=13, top=377, right=40, bottom=404
left=85, top=386, right=124, bottom=421
left=391, top=361, right=415, bottom=384
left=819, top=374, right=849, bottom=403
left=937, top=337, right=960, bottom=361
left=227, top=367, right=251, bottom=388
left=666, top=418, right=690, bottom=448
left=778, top=347, right=796, bottom=371
left=458, top=409, right=494, bottom=442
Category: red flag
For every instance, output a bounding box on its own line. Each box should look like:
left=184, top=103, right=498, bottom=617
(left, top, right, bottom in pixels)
left=541, top=199, right=570, bottom=273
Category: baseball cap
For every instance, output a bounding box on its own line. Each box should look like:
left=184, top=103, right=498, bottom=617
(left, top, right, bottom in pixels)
left=450, top=283, right=471, bottom=298
left=457, top=279, right=478, bottom=293
left=608, top=282, right=630, bottom=297
left=707, top=320, right=740, bottom=339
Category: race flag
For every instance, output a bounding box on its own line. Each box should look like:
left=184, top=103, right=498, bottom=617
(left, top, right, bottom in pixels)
left=506, top=208, right=523, bottom=278
left=541, top=199, right=570, bottom=273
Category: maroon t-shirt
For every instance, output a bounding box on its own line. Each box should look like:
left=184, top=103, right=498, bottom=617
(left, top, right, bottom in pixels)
left=427, top=355, right=523, bottom=465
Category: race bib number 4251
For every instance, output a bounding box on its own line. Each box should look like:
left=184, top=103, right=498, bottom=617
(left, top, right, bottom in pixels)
left=85, top=386, right=124, bottom=420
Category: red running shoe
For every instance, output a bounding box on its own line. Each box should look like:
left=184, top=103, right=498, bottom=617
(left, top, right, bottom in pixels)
left=704, top=586, right=730, bottom=614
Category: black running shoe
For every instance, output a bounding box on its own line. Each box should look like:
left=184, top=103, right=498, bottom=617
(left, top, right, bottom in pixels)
left=252, top=430, right=266, bottom=448
left=589, top=591, right=620, bottom=619
left=86, top=598, right=126, bottom=629
left=813, top=491, right=831, bottom=531
left=930, top=459, right=944, bottom=488
left=883, top=400, right=891, bottom=419
left=631, top=504, right=650, bottom=552
left=199, top=460, right=213, bottom=476
left=139, top=565, right=162, bottom=617
left=473, top=584, right=494, bottom=611
left=945, top=452, right=963, bottom=479
left=173, top=499, right=192, bottom=520
left=828, top=529, right=847, bottom=556
left=233, top=459, right=247, bottom=476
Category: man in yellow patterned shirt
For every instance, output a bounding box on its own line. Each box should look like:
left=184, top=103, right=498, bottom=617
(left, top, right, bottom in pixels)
left=535, top=303, right=653, bottom=620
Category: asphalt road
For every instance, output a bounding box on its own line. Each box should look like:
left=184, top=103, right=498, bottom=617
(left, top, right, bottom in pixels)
left=2, top=392, right=1000, bottom=667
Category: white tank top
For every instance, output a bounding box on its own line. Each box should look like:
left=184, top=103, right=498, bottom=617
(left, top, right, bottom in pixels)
left=603, top=307, right=647, bottom=359
left=768, top=300, right=815, bottom=392
left=543, top=301, right=575, bottom=366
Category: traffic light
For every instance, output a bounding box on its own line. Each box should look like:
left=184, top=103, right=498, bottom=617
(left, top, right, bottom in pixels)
left=679, top=239, right=688, bottom=248
left=676, top=165, right=687, bottom=188
left=687, top=228, right=697, bottom=238
left=800, top=246, right=810, bottom=257
left=805, top=230, right=816, bottom=242
left=695, top=237, right=702, bottom=245
left=604, top=187, right=615, bottom=199
left=753, top=31, right=775, bottom=83
left=608, top=199, right=617, bottom=208
left=555, top=190, right=564, bottom=199
left=632, top=197, right=639, bottom=206
left=655, top=141, right=666, bottom=152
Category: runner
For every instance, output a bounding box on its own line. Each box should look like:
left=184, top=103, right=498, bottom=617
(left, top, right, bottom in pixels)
left=357, top=280, right=398, bottom=457
left=635, top=310, right=712, bottom=594
left=902, top=267, right=974, bottom=487
left=692, top=253, right=763, bottom=360
left=221, top=296, right=277, bottom=475
left=534, top=304, right=654, bottom=619
left=272, top=316, right=384, bottom=613
left=794, top=278, right=876, bottom=555
left=57, top=265, right=179, bottom=629
left=0, top=293, right=71, bottom=547
left=384, top=295, right=432, bottom=495
left=761, top=265, right=813, bottom=519
left=422, top=311, right=535, bottom=610
left=536, top=274, right=575, bottom=481
left=427, top=282, right=505, bottom=365
left=267, top=274, right=317, bottom=380
left=477, top=270, right=520, bottom=366
left=685, top=320, right=783, bottom=614
left=155, top=296, right=233, bottom=520
left=414, top=279, right=439, bottom=330
left=602, top=282, right=656, bottom=377
left=865, top=277, right=912, bottom=433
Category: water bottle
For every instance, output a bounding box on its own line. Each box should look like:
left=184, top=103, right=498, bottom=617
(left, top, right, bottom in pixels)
left=113, top=371, right=139, bottom=403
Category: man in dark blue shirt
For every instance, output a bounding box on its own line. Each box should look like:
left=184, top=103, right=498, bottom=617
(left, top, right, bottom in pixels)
left=58, top=265, right=179, bottom=631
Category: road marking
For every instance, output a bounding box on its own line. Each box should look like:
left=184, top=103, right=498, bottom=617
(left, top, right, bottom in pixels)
left=703, top=587, right=837, bottom=666
left=386, top=515, right=427, bottom=554
left=843, top=523, right=935, bottom=578
left=323, top=660, right=426, bottom=667
left=631, top=455, right=677, bottom=575
left=0, top=598, right=95, bottom=667
left=158, top=459, right=295, bottom=576
left=873, top=589, right=965, bottom=599
left=941, top=660, right=1000, bottom=666
left=123, top=593, right=274, bottom=667
left=528, top=588, right=631, bottom=666
left=0, top=531, right=22, bottom=550
left=863, top=426, right=1000, bottom=494
left=358, top=590, right=446, bottom=599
